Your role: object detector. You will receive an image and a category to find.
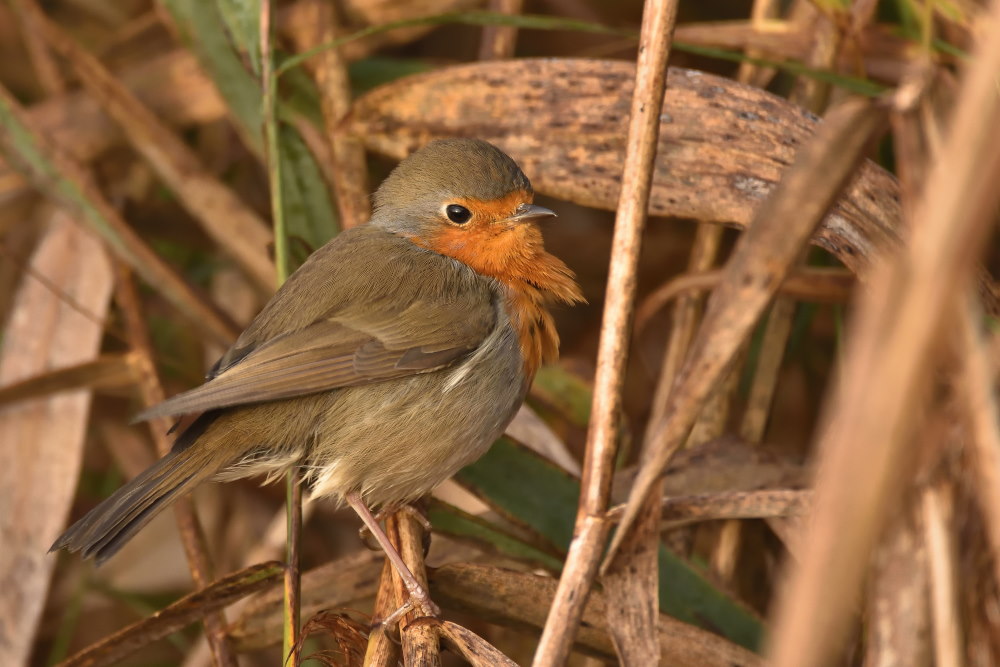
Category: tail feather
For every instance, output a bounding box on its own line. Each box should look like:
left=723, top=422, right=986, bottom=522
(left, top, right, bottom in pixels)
left=51, top=411, right=224, bottom=563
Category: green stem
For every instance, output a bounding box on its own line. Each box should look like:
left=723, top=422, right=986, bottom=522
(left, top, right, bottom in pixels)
left=260, top=1, right=300, bottom=662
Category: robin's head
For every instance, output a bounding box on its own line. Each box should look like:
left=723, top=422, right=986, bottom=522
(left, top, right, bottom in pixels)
left=371, top=138, right=584, bottom=377
left=370, top=139, right=556, bottom=247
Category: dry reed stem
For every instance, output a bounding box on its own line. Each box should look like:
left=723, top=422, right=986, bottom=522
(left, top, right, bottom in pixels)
left=394, top=509, right=441, bottom=665
left=39, top=17, right=276, bottom=292
left=115, top=265, right=236, bottom=667
left=532, top=1, right=678, bottom=664
left=364, top=544, right=402, bottom=665
left=478, top=0, right=524, bottom=60
left=766, top=2, right=1000, bottom=663
left=8, top=0, right=64, bottom=94
left=958, top=298, right=1000, bottom=592
left=923, top=482, right=962, bottom=667
left=606, top=186, right=716, bottom=666
left=739, top=297, right=795, bottom=444
left=864, top=500, right=931, bottom=666
left=287, top=0, right=370, bottom=229
left=0, top=353, right=138, bottom=405
left=608, top=94, right=887, bottom=566
left=606, top=488, right=811, bottom=529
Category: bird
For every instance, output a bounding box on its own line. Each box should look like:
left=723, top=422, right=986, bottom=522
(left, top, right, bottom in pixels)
left=51, top=138, right=584, bottom=617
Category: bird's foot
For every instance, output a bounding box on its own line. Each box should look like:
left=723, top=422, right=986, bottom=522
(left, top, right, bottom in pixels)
left=378, top=586, right=441, bottom=630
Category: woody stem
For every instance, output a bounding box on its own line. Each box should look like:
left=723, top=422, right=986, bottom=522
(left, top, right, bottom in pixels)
left=345, top=491, right=438, bottom=617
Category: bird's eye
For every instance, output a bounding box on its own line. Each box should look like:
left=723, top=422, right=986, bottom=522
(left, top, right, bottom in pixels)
left=445, top=204, right=472, bottom=224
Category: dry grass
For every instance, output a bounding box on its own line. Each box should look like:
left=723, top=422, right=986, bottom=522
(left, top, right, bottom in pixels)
left=1, top=0, right=998, bottom=665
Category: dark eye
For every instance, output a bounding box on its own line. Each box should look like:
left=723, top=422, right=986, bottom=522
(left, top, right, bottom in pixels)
left=445, top=204, right=472, bottom=224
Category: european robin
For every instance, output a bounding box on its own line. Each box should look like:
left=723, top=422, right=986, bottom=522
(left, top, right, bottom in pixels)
left=52, top=138, right=584, bottom=616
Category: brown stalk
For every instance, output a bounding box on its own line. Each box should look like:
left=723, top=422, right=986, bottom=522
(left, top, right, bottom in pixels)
left=607, top=187, right=714, bottom=664
left=0, top=352, right=138, bottom=405
left=605, top=489, right=812, bottom=528
left=56, top=562, right=284, bottom=667
left=958, top=299, right=1000, bottom=591
left=38, top=17, right=277, bottom=293
left=394, top=510, right=442, bottom=666
left=436, top=621, right=518, bottom=666
left=922, top=481, right=962, bottom=667
left=608, top=94, right=887, bottom=565
left=717, top=13, right=843, bottom=578
left=765, top=2, right=1000, bottom=663
left=479, top=0, right=524, bottom=60
left=115, top=264, right=236, bottom=667
left=863, top=502, right=931, bottom=666
left=735, top=0, right=781, bottom=86
left=532, top=1, right=678, bottom=665
left=635, top=267, right=854, bottom=342
left=286, top=0, right=370, bottom=229
left=364, top=542, right=402, bottom=665
left=8, top=0, right=63, bottom=95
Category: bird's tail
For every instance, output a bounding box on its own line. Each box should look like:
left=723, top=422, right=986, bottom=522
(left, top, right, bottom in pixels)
left=51, top=412, right=224, bottom=563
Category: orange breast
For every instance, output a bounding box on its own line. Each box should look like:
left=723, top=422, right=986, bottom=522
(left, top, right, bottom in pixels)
left=412, top=222, right=583, bottom=379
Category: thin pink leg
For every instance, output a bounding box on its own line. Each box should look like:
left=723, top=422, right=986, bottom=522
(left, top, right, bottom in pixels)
left=345, top=491, right=439, bottom=620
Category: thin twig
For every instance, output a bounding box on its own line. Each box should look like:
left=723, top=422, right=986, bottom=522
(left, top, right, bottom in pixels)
left=115, top=265, right=236, bottom=667
left=532, top=1, right=679, bottom=664
left=922, top=482, right=962, bottom=667
left=958, top=298, right=1000, bottom=592
left=479, top=0, right=524, bottom=60
left=287, top=0, right=369, bottom=229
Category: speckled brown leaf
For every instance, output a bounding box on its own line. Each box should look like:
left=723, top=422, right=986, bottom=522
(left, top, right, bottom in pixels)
left=347, top=59, right=901, bottom=274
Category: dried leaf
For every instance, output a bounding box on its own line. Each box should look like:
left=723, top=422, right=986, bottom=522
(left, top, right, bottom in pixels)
left=431, top=563, right=761, bottom=666
left=0, top=212, right=113, bottom=667
left=436, top=619, right=518, bottom=666
left=58, top=562, right=284, bottom=667
left=40, top=19, right=278, bottom=291
left=0, top=50, right=226, bottom=202
left=347, top=59, right=900, bottom=274
left=0, top=82, right=240, bottom=345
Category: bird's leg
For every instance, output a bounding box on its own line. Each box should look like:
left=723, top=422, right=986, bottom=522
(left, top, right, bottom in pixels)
left=358, top=504, right=433, bottom=551
left=345, top=491, right=440, bottom=622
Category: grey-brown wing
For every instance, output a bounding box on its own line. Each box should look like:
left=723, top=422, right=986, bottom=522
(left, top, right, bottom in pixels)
left=137, top=226, right=499, bottom=421
left=136, top=310, right=488, bottom=420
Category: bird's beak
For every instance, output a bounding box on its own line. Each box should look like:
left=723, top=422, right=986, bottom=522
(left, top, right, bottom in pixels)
left=508, top=203, right=557, bottom=223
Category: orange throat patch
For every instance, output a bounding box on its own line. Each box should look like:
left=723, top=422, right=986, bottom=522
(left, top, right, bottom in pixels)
left=412, top=218, right=584, bottom=379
